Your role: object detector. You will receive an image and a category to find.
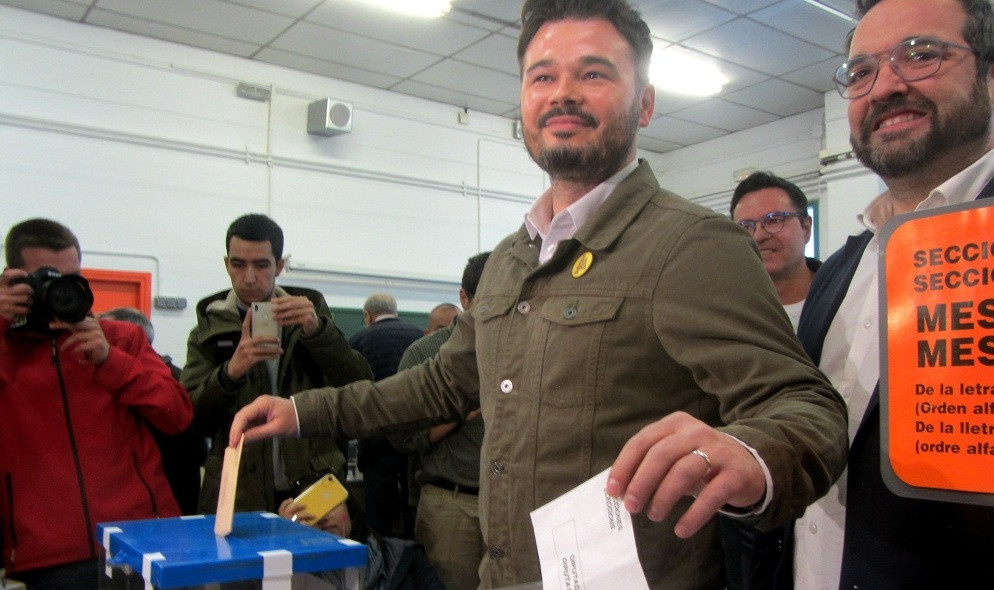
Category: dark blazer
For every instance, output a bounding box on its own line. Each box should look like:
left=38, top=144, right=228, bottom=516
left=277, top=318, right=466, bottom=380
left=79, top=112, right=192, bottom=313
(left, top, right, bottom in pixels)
left=798, top=227, right=994, bottom=590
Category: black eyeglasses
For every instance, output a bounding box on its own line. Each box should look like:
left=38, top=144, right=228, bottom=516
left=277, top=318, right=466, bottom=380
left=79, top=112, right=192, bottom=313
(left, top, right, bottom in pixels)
left=834, top=36, right=978, bottom=99
left=736, top=211, right=805, bottom=235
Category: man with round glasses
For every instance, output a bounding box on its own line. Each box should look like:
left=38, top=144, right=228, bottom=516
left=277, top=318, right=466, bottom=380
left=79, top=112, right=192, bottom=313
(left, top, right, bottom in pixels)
left=731, top=171, right=819, bottom=330
left=795, top=0, right=994, bottom=589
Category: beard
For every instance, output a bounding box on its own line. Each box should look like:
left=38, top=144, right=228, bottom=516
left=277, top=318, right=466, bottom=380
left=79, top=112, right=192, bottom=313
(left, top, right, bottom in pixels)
left=851, top=76, right=992, bottom=178
left=525, top=98, right=642, bottom=184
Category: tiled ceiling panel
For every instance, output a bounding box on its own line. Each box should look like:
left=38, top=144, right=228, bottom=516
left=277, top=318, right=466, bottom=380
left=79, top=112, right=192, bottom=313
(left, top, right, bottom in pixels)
left=0, top=0, right=857, bottom=153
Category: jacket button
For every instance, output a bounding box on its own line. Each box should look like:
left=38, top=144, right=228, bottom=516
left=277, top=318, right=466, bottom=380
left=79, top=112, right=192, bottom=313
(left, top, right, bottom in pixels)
left=491, top=461, right=505, bottom=476
left=563, top=306, right=577, bottom=320
left=516, top=301, right=531, bottom=314
left=500, top=379, right=513, bottom=393
left=490, top=545, right=505, bottom=560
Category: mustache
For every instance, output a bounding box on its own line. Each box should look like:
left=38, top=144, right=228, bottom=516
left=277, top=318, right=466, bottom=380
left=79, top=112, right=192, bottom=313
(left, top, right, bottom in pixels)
left=538, top=106, right=598, bottom=128
left=862, top=94, right=935, bottom=135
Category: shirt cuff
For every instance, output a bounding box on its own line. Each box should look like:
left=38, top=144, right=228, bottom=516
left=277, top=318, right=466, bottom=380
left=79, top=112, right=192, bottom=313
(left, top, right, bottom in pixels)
left=718, top=433, right=773, bottom=517
left=290, top=396, right=302, bottom=437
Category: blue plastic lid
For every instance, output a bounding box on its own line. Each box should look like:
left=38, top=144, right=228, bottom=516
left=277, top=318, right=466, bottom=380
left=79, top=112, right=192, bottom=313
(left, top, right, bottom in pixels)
left=98, top=512, right=366, bottom=588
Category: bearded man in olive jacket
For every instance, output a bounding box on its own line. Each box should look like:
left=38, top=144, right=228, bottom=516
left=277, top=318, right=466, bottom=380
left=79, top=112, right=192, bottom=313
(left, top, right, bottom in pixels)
left=228, top=2, right=849, bottom=588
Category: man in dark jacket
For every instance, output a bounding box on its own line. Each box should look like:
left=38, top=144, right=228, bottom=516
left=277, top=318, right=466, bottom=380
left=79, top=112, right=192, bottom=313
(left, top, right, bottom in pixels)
left=794, top=1, right=994, bottom=588
left=348, top=292, right=424, bottom=538
left=182, top=213, right=371, bottom=514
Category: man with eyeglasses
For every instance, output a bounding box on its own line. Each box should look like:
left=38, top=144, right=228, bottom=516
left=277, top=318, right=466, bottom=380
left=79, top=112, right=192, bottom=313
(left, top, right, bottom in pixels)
left=795, top=0, right=994, bottom=589
left=731, top=172, right=820, bottom=330
left=720, top=172, right=822, bottom=590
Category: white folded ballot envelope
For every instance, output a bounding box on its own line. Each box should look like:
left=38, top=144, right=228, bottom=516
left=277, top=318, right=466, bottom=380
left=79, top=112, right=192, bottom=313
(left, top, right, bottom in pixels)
left=530, top=468, right=650, bottom=590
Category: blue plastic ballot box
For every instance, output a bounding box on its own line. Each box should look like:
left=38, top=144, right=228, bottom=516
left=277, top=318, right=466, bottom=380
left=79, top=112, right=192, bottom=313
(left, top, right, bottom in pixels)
left=97, top=512, right=366, bottom=589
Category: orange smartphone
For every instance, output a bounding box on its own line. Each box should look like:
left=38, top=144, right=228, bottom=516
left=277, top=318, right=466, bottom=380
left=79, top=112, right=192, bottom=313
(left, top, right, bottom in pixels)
left=292, top=474, right=349, bottom=526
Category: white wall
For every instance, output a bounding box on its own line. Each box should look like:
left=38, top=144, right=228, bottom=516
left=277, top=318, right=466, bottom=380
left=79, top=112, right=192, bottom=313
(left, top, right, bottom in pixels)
left=0, top=6, right=561, bottom=363
left=0, top=6, right=883, bottom=365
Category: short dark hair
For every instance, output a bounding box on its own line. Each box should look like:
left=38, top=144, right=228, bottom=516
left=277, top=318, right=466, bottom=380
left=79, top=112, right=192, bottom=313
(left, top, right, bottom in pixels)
left=851, top=0, right=994, bottom=76
left=4, top=218, right=81, bottom=268
left=729, top=171, right=809, bottom=217
left=461, top=251, right=492, bottom=299
left=518, top=0, right=653, bottom=88
left=225, top=214, right=284, bottom=259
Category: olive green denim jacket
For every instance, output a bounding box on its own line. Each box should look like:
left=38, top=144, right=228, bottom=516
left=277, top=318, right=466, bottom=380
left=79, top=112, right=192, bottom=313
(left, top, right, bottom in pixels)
left=294, top=161, right=848, bottom=589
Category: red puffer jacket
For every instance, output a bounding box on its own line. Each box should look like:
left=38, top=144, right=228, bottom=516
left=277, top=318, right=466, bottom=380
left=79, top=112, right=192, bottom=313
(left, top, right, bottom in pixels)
left=0, top=317, right=192, bottom=574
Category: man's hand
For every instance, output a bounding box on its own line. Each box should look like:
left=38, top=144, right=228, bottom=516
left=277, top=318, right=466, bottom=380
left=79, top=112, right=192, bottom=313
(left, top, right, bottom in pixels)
left=229, top=394, right=298, bottom=447
left=54, top=316, right=111, bottom=365
left=606, top=411, right=766, bottom=539
left=226, top=309, right=282, bottom=380
left=0, top=268, right=31, bottom=323
left=271, top=295, right=320, bottom=336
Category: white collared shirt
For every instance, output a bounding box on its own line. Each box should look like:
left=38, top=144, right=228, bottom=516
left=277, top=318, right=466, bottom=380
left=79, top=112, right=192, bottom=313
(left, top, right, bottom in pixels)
left=794, top=147, right=994, bottom=590
left=524, top=160, right=638, bottom=264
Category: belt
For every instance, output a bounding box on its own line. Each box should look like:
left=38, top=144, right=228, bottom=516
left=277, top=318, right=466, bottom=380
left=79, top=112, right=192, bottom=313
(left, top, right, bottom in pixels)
left=426, top=478, right=478, bottom=496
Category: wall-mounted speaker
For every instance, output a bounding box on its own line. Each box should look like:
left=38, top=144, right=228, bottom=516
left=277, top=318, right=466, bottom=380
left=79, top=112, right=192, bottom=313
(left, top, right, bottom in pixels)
left=307, top=98, right=353, bottom=136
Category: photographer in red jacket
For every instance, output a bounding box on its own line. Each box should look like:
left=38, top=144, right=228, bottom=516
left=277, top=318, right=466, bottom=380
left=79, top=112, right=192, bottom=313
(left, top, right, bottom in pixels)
left=0, top=218, right=192, bottom=589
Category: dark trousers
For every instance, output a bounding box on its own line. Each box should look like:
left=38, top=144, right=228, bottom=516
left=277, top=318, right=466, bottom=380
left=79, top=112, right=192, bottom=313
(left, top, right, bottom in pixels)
left=13, top=559, right=99, bottom=590
left=361, top=444, right=414, bottom=539
left=718, top=515, right=793, bottom=590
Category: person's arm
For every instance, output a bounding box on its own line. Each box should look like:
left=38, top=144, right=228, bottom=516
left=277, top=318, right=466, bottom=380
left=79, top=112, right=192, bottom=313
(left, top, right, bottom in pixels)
left=182, top=309, right=282, bottom=433
left=608, top=214, right=848, bottom=537
left=232, top=314, right=480, bottom=447
left=80, top=318, right=193, bottom=434
left=279, top=294, right=373, bottom=385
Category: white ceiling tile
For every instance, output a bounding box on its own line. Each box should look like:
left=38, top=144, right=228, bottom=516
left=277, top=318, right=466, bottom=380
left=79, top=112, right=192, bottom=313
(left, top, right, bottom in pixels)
left=411, top=59, right=520, bottom=104
left=640, top=0, right=736, bottom=43
left=88, top=9, right=259, bottom=57
left=698, top=0, right=780, bottom=14
left=637, top=136, right=685, bottom=153
left=643, top=114, right=727, bottom=144
left=273, top=21, right=441, bottom=78
left=751, top=1, right=854, bottom=51
left=682, top=18, right=835, bottom=76
left=0, top=0, right=853, bottom=152
left=451, top=0, right=521, bottom=23
left=650, top=43, right=768, bottom=97
left=673, top=98, right=780, bottom=131
left=781, top=56, right=842, bottom=93
left=96, top=0, right=293, bottom=43
left=723, top=78, right=824, bottom=116
left=453, top=32, right=520, bottom=76
left=256, top=47, right=402, bottom=89
left=392, top=79, right=518, bottom=115
left=1, top=0, right=88, bottom=19
left=223, top=0, right=323, bottom=19
left=654, top=90, right=713, bottom=116
left=817, top=0, right=859, bottom=17
left=306, top=1, right=491, bottom=55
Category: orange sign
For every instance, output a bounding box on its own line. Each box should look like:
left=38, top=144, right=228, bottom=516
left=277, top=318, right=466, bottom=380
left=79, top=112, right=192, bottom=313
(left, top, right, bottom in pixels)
left=880, top=200, right=994, bottom=504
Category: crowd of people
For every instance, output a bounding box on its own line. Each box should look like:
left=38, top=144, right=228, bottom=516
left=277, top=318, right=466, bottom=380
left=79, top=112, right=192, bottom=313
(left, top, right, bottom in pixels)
left=3, top=0, right=994, bottom=588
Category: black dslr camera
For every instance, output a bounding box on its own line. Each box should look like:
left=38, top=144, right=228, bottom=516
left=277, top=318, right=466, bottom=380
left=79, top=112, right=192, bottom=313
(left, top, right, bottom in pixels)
left=11, top=266, right=94, bottom=332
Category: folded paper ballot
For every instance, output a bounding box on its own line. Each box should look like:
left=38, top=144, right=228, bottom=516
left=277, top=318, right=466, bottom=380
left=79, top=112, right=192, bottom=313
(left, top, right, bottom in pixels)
left=214, top=435, right=244, bottom=536
left=530, top=468, right=650, bottom=590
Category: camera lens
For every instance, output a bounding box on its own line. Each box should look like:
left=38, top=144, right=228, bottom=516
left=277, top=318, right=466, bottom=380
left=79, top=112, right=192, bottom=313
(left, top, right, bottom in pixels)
left=40, top=275, right=94, bottom=324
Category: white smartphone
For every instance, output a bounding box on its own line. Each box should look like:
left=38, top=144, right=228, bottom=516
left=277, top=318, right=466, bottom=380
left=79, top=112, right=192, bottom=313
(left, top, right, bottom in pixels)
left=251, top=301, right=279, bottom=343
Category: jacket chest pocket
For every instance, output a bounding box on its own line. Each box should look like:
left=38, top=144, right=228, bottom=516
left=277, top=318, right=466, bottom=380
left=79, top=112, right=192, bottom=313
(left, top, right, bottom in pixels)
left=535, top=295, right=624, bottom=406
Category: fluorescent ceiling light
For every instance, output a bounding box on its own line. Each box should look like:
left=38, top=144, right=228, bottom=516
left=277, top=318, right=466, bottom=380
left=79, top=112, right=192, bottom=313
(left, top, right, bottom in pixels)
left=801, top=0, right=857, bottom=23
left=650, top=53, right=727, bottom=97
left=353, top=0, right=451, bottom=18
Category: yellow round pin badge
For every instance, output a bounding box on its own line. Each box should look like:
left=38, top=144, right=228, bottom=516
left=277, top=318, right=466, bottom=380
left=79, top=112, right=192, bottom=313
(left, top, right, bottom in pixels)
left=572, top=252, right=594, bottom=278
